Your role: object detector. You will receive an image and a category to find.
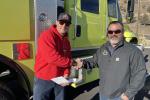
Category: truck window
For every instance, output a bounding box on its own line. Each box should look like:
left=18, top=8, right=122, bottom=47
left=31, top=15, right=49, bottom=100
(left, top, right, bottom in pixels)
left=81, top=0, right=99, bottom=14
left=57, top=0, right=64, bottom=17
left=108, top=0, right=117, bottom=18
left=108, top=0, right=122, bottom=19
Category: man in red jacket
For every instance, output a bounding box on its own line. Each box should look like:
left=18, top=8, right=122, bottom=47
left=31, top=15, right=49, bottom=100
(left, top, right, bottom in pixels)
left=33, top=12, right=74, bottom=100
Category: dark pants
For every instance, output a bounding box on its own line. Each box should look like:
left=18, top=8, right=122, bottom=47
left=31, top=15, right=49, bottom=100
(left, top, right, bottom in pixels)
left=33, top=77, right=65, bottom=100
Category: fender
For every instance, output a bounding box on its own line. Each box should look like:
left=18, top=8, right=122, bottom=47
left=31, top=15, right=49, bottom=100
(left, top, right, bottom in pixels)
left=0, top=54, right=32, bottom=98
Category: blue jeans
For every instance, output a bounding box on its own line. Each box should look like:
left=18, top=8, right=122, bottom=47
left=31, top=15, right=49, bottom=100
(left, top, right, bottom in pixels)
left=33, top=77, right=65, bottom=100
left=100, top=94, right=121, bottom=100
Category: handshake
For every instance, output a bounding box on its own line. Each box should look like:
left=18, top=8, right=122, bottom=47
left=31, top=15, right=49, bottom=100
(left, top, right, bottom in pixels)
left=72, top=58, right=83, bottom=70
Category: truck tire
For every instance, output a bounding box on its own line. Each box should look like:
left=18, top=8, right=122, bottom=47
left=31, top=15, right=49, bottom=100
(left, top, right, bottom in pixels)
left=0, top=83, right=15, bottom=100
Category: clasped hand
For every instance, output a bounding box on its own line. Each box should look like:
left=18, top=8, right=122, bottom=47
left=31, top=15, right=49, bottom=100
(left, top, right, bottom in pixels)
left=72, top=58, right=83, bottom=70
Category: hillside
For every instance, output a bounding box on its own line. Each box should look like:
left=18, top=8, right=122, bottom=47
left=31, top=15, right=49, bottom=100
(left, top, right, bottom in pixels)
left=119, top=0, right=150, bottom=45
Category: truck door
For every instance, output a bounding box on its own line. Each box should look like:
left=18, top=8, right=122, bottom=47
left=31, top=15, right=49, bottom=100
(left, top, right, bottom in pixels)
left=34, top=0, right=57, bottom=48
left=65, top=0, right=107, bottom=85
left=66, top=0, right=107, bottom=49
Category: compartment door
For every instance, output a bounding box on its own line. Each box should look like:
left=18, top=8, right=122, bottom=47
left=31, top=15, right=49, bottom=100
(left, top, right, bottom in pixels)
left=0, top=0, right=30, bottom=40
left=34, top=0, right=57, bottom=48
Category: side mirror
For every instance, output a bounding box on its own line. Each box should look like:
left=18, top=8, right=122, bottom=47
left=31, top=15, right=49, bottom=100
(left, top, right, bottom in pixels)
left=126, top=0, right=135, bottom=23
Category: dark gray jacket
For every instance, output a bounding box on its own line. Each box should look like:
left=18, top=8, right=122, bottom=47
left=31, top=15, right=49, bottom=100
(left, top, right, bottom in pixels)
left=84, top=40, right=146, bottom=99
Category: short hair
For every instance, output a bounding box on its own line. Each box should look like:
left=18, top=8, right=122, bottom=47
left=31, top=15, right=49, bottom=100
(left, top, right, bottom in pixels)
left=107, top=21, right=124, bottom=32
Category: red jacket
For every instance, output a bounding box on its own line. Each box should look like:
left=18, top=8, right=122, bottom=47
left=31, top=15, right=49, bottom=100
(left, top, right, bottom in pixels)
left=34, top=25, right=72, bottom=80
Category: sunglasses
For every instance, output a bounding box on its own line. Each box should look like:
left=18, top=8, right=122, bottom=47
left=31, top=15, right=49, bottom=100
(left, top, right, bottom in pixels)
left=59, top=20, right=71, bottom=26
left=107, top=29, right=122, bottom=34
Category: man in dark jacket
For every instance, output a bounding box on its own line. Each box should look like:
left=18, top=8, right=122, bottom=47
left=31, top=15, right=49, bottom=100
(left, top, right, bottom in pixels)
left=33, top=12, right=74, bottom=100
left=75, top=21, right=146, bottom=100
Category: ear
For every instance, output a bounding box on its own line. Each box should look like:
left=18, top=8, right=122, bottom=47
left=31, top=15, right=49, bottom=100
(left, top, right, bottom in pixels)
left=56, top=20, right=59, bottom=26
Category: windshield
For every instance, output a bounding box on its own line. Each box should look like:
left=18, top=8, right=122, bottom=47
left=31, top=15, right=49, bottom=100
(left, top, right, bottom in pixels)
left=108, top=0, right=122, bottom=19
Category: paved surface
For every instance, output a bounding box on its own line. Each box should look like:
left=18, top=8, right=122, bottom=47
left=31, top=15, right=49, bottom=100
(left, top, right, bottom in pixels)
left=73, top=47, right=150, bottom=100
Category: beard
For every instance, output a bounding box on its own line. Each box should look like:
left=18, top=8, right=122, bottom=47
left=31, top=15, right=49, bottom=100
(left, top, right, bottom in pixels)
left=108, top=35, right=122, bottom=45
